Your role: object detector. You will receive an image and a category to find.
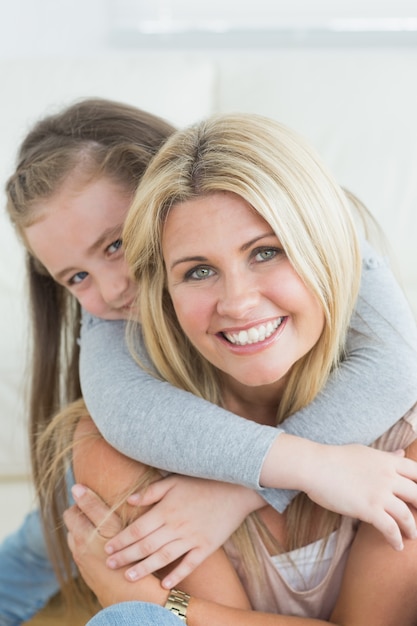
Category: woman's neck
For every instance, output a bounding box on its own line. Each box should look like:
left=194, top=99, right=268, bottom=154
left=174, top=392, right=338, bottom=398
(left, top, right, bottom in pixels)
left=220, top=374, right=286, bottom=426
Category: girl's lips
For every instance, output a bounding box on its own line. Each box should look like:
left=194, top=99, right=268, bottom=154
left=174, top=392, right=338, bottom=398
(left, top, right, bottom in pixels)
left=122, top=299, right=135, bottom=310
left=221, top=317, right=286, bottom=346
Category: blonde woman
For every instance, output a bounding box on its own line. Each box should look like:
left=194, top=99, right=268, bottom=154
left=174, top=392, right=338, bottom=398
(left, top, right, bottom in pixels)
left=5, top=97, right=417, bottom=622
left=65, top=113, right=417, bottom=625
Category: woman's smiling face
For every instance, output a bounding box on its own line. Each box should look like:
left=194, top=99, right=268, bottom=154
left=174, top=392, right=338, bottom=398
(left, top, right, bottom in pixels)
left=162, top=191, right=325, bottom=394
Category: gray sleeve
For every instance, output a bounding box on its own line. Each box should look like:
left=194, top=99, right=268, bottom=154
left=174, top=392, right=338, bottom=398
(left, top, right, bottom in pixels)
left=80, top=241, right=417, bottom=513
left=79, top=313, right=280, bottom=489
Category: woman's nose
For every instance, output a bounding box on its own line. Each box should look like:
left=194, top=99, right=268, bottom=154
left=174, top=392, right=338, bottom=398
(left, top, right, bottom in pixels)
left=216, top=273, right=259, bottom=319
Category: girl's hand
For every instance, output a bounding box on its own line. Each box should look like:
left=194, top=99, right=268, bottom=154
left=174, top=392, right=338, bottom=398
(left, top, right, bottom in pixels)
left=303, top=444, right=417, bottom=551
left=64, top=487, right=168, bottom=608
left=261, top=433, right=417, bottom=551
left=100, top=475, right=264, bottom=589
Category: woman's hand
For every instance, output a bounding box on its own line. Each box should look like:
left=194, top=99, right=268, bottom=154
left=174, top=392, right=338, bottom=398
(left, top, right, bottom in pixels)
left=94, top=475, right=264, bottom=589
left=64, top=486, right=169, bottom=608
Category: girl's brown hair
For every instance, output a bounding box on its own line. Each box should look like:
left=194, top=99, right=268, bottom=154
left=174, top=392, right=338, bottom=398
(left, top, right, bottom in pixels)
left=5, top=97, right=174, bottom=484
left=5, top=98, right=175, bottom=611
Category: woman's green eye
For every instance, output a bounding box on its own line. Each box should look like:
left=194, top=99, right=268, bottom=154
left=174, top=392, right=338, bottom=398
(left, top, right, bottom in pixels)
left=187, top=267, right=214, bottom=280
left=256, top=249, right=277, bottom=261
left=194, top=268, right=211, bottom=279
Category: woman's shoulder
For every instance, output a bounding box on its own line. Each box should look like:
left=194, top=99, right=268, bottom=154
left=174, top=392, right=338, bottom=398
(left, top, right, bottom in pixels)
left=372, top=402, right=417, bottom=453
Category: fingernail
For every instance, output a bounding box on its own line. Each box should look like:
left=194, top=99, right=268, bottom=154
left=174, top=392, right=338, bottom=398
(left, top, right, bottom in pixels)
left=105, top=544, right=114, bottom=555
left=127, top=570, right=139, bottom=581
left=71, top=484, right=86, bottom=499
left=162, top=579, right=172, bottom=589
left=107, top=558, right=117, bottom=569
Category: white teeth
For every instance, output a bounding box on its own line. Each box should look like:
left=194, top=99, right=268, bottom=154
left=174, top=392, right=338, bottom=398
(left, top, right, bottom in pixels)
left=224, top=318, right=283, bottom=346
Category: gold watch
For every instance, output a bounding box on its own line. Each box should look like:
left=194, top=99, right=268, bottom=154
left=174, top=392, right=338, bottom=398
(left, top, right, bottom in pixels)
left=164, top=588, right=191, bottom=623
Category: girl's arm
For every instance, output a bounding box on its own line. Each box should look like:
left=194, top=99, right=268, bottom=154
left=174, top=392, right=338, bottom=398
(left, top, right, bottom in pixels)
left=80, top=241, right=417, bottom=512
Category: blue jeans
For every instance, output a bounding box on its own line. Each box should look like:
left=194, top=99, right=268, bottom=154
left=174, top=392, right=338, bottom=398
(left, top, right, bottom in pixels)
left=0, top=471, right=75, bottom=625
left=87, top=603, right=183, bottom=626
left=0, top=508, right=60, bottom=626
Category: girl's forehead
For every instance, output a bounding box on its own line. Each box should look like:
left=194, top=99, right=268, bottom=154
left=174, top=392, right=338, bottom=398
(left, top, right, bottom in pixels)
left=36, top=176, right=131, bottom=218
left=24, top=177, right=132, bottom=259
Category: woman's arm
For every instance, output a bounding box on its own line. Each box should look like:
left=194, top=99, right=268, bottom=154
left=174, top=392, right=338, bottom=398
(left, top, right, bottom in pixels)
left=329, top=438, right=417, bottom=626
left=80, top=241, right=417, bottom=513
left=67, top=441, right=417, bottom=626
left=65, top=493, right=331, bottom=625
left=72, top=416, right=250, bottom=611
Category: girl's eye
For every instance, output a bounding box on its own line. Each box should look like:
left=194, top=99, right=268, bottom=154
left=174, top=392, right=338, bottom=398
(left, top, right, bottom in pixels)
left=186, top=266, right=214, bottom=281
left=107, top=239, right=123, bottom=254
left=68, top=271, right=88, bottom=286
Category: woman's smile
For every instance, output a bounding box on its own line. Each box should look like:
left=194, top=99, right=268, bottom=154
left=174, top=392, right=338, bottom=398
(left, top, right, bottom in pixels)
left=220, top=316, right=286, bottom=347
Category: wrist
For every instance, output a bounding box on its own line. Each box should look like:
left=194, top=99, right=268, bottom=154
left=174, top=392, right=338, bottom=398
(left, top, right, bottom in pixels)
left=240, top=485, right=266, bottom=514
left=164, top=588, right=191, bottom=623
left=260, top=433, right=324, bottom=492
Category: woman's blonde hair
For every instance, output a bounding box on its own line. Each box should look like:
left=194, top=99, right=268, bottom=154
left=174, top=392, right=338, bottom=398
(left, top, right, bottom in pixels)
left=124, top=113, right=361, bottom=419
left=36, top=397, right=160, bottom=616
left=35, top=398, right=97, bottom=616
left=123, top=113, right=363, bottom=557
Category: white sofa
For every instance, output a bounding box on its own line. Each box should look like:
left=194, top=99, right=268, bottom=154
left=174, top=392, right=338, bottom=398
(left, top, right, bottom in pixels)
left=1, top=48, right=416, bottom=540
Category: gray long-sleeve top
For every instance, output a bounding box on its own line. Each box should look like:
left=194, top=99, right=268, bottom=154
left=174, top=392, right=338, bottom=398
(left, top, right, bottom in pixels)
left=80, top=241, right=417, bottom=512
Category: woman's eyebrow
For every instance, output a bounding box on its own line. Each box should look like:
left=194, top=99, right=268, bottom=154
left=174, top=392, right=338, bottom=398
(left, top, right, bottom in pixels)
left=240, top=231, right=276, bottom=252
left=170, top=255, right=207, bottom=271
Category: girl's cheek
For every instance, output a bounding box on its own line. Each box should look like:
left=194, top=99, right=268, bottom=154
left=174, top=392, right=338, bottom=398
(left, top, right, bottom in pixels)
left=76, top=292, right=104, bottom=318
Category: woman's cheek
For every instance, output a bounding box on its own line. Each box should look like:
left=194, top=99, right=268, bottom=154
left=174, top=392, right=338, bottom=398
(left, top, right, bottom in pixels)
left=172, top=288, right=213, bottom=337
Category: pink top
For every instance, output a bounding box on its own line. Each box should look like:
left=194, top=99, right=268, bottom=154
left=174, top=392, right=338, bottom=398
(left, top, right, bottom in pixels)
left=224, top=403, right=417, bottom=619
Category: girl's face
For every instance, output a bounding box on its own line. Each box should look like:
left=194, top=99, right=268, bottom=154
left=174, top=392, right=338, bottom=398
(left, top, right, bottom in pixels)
left=163, top=191, right=325, bottom=397
left=24, top=176, right=138, bottom=320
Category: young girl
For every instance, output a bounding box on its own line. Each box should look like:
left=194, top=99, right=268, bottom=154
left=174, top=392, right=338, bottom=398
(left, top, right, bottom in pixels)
left=64, top=112, right=417, bottom=625
left=1, top=98, right=176, bottom=625
left=3, top=99, right=417, bottom=622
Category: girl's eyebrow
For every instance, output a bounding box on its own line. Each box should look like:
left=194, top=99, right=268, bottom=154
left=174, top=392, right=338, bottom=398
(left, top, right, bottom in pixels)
left=54, top=224, right=124, bottom=282
left=87, top=224, right=124, bottom=254
left=169, top=231, right=276, bottom=271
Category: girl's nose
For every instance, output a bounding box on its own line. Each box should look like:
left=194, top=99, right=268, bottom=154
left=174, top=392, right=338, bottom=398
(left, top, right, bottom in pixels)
left=100, top=273, right=130, bottom=308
